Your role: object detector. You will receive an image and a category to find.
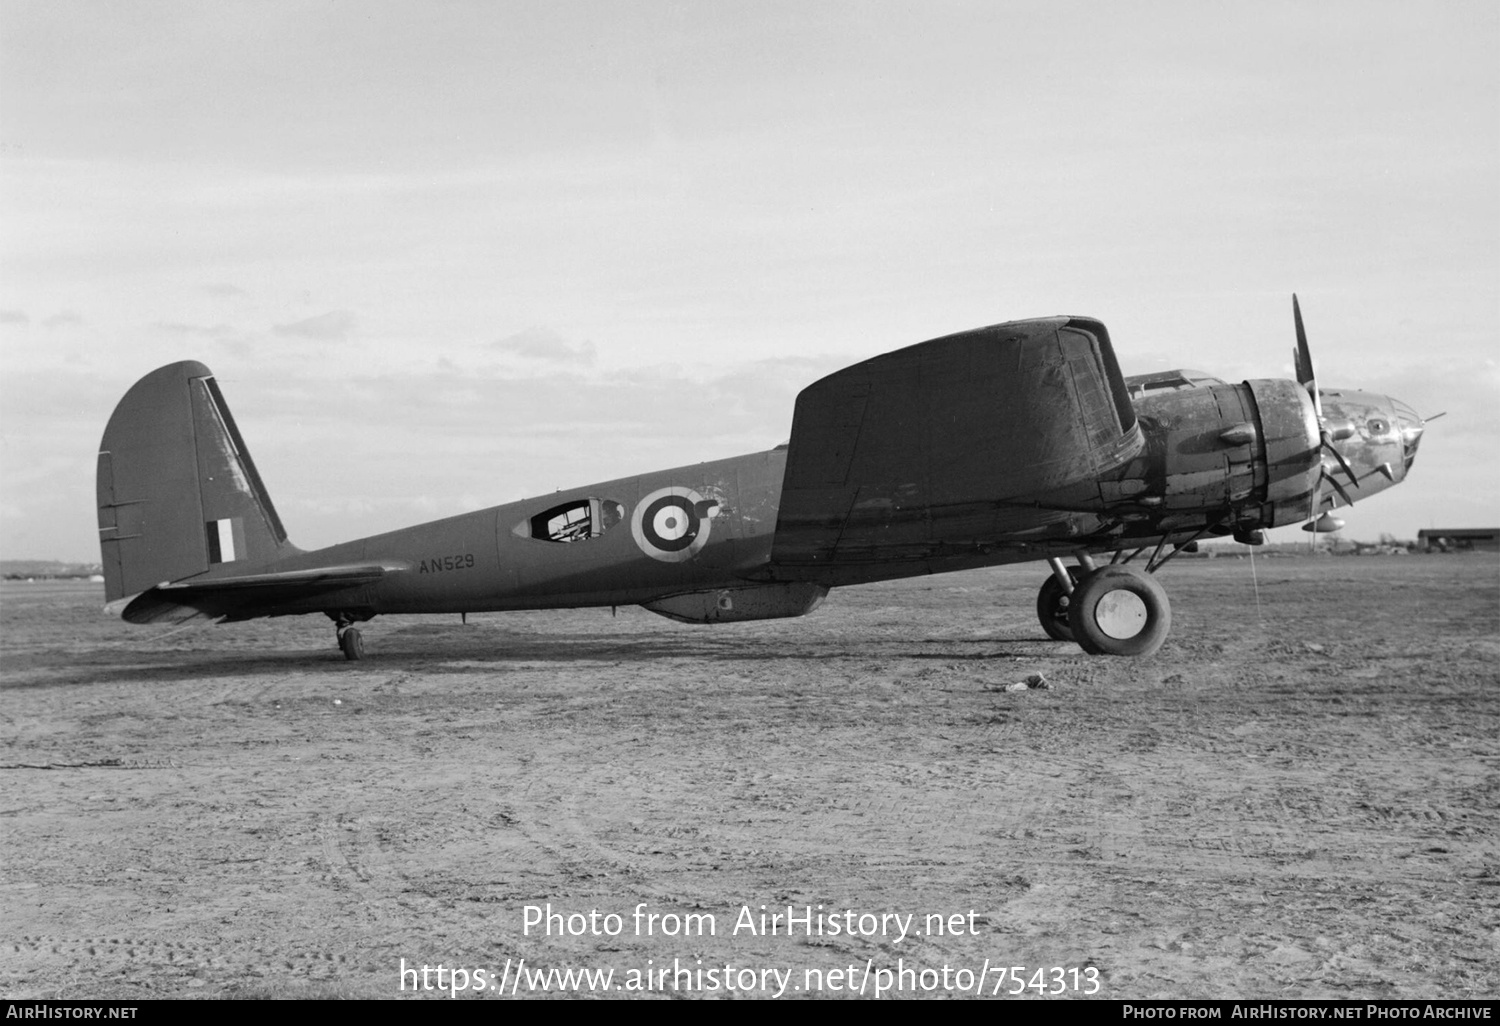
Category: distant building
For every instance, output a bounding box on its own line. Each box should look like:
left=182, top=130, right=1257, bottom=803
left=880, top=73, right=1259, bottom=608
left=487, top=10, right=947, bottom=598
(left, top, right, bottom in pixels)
left=1417, top=528, right=1500, bottom=552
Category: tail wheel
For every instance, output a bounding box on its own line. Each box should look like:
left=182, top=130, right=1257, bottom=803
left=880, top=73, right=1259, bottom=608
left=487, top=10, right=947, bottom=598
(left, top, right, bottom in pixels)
left=1036, top=567, right=1082, bottom=641
left=1067, top=566, right=1171, bottom=657
left=339, top=627, right=364, bottom=661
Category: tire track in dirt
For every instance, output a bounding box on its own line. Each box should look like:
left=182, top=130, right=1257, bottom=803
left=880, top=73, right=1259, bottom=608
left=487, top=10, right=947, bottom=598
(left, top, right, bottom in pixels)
left=4, top=932, right=362, bottom=993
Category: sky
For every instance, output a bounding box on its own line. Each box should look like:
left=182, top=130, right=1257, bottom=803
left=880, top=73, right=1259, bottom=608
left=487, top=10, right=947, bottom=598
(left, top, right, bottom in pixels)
left=2, top=0, right=1496, bottom=561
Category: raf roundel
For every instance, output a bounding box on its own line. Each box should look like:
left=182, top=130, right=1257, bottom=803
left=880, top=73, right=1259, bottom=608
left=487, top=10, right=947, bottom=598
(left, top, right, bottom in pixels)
left=631, top=486, right=721, bottom=563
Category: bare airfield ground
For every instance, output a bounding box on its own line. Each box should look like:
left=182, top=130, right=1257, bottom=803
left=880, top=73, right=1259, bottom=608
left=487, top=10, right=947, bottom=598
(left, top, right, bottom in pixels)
left=2, top=554, right=1496, bottom=1001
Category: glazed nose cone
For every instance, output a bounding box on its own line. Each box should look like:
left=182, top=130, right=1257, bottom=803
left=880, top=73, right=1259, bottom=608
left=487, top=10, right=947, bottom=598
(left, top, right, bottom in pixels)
left=1390, top=397, right=1424, bottom=473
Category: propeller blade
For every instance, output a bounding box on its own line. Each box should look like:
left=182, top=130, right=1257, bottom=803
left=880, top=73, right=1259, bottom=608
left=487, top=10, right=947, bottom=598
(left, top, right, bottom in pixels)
left=1290, top=295, right=1365, bottom=532
left=1322, top=468, right=1354, bottom=508
left=1292, top=293, right=1322, bottom=419
left=1321, top=433, right=1359, bottom=485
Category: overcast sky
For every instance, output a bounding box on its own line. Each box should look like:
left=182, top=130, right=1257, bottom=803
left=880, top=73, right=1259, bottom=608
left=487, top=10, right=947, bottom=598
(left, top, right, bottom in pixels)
left=2, top=0, right=1496, bottom=561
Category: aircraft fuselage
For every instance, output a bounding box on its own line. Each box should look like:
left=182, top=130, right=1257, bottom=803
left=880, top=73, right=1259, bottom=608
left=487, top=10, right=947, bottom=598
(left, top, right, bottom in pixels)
left=98, top=304, right=1427, bottom=655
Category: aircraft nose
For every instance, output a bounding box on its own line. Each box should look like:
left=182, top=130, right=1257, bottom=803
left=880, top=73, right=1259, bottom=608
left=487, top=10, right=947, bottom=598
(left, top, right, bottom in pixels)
left=1390, top=397, right=1424, bottom=470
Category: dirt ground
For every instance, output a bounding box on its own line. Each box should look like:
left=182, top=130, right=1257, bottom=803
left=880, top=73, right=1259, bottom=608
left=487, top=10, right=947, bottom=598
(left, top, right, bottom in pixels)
left=2, top=554, right=1496, bottom=1000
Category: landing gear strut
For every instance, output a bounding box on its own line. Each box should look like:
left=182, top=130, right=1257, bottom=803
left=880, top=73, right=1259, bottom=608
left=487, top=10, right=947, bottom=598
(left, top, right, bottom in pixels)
left=1036, top=564, right=1082, bottom=641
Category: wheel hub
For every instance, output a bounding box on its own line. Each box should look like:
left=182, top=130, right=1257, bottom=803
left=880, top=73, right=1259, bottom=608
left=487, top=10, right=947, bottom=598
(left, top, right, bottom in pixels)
left=1093, top=590, right=1148, bottom=639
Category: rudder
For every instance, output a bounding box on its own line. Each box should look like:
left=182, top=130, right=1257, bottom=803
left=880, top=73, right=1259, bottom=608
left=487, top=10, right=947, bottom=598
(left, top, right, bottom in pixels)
left=98, top=361, right=297, bottom=604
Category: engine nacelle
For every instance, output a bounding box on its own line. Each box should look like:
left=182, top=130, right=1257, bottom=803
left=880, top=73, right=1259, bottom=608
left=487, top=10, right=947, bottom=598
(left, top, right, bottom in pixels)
left=1244, top=378, right=1326, bottom=526
left=1135, top=378, right=1322, bottom=529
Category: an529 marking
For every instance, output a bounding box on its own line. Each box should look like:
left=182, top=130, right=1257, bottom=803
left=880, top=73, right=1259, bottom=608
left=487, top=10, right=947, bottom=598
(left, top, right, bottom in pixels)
left=418, top=553, right=475, bottom=574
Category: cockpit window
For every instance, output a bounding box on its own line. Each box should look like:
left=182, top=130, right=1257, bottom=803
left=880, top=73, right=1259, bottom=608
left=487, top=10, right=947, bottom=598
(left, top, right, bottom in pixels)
left=514, top=498, right=625, bottom=543
left=1124, top=369, right=1226, bottom=398
left=538, top=503, right=592, bottom=542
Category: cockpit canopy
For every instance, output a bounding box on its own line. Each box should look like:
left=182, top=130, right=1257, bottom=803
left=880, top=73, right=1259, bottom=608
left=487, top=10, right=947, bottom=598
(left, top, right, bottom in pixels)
left=1124, top=369, right=1226, bottom=399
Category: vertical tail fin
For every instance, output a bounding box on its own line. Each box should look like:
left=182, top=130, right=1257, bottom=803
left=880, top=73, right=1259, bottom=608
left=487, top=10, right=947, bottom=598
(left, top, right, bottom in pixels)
left=97, top=361, right=297, bottom=603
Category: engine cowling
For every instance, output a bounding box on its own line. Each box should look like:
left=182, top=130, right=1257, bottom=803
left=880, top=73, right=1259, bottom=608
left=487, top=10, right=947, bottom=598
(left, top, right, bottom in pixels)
left=1135, top=378, right=1322, bottom=529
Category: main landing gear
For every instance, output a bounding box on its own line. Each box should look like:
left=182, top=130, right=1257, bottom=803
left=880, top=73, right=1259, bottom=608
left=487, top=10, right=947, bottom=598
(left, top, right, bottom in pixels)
left=1036, top=565, right=1082, bottom=642
left=1036, top=553, right=1172, bottom=657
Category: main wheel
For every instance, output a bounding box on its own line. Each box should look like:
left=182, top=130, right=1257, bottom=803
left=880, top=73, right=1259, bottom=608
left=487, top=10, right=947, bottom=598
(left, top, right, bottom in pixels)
left=1067, top=566, right=1171, bottom=656
left=1036, top=567, right=1082, bottom=641
left=339, top=627, right=365, bottom=661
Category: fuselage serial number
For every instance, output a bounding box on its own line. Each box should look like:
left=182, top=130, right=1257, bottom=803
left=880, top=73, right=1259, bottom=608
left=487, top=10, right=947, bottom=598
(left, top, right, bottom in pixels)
left=419, top=553, right=476, bottom=574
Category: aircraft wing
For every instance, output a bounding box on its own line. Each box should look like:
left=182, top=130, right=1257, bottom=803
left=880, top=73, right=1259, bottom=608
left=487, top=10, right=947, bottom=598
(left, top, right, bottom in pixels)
left=107, top=563, right=398, bottom=624
left=769, top=317, right=1142, bottom=577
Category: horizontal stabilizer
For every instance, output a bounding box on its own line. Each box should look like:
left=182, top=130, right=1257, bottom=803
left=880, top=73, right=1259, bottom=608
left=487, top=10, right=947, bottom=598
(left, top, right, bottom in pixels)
left=109, top=564, right=398, bottom=624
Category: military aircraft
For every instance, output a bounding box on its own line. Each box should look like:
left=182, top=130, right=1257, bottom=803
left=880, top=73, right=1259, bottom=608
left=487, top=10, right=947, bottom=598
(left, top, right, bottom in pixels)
left=97, top=296, right=1426, bottom=659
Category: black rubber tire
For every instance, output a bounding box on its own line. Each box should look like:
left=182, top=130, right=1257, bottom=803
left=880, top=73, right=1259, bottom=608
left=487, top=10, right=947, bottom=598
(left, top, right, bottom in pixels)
left=339, top=628, right=364, bottom=661
left=1067, top=566, right=1171, bottom=656
left=1036, top=567, right=1082, bottom=641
